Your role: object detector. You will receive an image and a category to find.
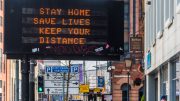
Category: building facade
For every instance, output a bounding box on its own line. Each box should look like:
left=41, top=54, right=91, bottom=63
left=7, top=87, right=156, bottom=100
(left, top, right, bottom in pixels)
left=111, top=0, right=144, bottom=101
left=145, top=0, right=180, bottom=101
left=111, top=62, right=144, bottom=101
left=0, top=0, right=6, bottom=100
left=0, top=0, right=21, bottom=101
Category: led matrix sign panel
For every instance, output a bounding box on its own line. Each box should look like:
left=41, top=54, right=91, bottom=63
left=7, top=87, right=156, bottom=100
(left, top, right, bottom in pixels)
left=4, top=0, right=124, bottom=60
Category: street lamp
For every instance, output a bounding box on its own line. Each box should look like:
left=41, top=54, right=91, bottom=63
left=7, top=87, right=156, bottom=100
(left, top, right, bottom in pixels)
left=125, top=58, right=132, bottom=101
left=107, top=65, right=115, bottom=100
left=108, top=66, right=115, bottom=71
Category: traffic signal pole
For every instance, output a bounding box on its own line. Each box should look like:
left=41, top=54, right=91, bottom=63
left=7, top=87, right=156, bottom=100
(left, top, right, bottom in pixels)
left=66, top=60, right=71, bottom=101
left=21, top=56, right=30, bottom=101
left=29, top=60, right=36, bottom=101
left=15, top=60, right=19, bottom=101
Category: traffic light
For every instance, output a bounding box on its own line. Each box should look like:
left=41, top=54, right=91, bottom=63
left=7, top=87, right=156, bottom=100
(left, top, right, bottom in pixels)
left=38, top=76, right=44, bottom=93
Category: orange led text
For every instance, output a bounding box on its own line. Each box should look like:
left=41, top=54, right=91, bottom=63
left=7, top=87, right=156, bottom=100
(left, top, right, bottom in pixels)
left=68, top=9, right=91, bottom=16
left=39, top=37, right=86, bottom=44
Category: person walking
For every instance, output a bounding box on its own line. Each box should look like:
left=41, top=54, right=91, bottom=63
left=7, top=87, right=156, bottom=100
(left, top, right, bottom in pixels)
left=161, top=95, right=167, bottom=101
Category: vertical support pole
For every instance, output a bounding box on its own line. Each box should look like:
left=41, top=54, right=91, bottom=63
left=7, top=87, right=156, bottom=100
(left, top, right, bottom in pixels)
left=21, top=56, right=30, bottom=101
left=15, top=60, right=19, bottom=101
left=83, top=60, right=86, bottom=101
left=96, top=61, right=98, bottom=101
left=66, top=60, right=71, bottom=101
left=47, top=89, right=50, bottom=101
left=127, top=72, right=130, bottom=101
left=83, top=61, right=86, bottom=84
left=29, top=60, right=36, bottom=101
left=96, top=61, right=98, bottom=87
left=63, top=72, right=65, bottom=101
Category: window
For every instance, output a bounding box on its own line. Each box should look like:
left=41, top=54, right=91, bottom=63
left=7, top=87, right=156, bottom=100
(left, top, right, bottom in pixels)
left=0, top=49, right=2, bottom=73
left=171, top=61, right=180, bottom=101
left=178, top=0, right=180, bottom=5
left=0, top=0, right=2, bottom=11
left=145, top=8, right=150, bottom=49
left=170, top=0, right=174, bottom=17
left=121, top=83, right=131, bottom=101
left=124, top=3, right=129, bottom=20
left=164, top=0, right=174, bottom=27
left=161, top=65, right=168, bottom=96
left=177, top=0, right=180, bottom=13
left=152, top=0, right=156, bottom=44
left=0, top=17, right=2, bottom=26
left=0, top=93, right=2, bottom=101
left=0, top=80, right=2, bottom=88
left=161, top=0, right=164, bottom=29
left=156, top=0, right=161, bottom=33
left=164, top=0, right=170, bottom=22
left=0, top=32, right=2, bottom=43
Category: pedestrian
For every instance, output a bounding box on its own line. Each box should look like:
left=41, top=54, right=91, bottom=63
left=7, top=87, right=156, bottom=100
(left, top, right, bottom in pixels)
left=161, top=95, right=167, bottom=101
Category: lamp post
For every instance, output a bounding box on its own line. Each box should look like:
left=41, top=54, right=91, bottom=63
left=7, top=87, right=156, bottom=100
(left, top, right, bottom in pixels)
left=107, top=64, right=115, bottom=101
left=125, top=59, right=132, bottom=101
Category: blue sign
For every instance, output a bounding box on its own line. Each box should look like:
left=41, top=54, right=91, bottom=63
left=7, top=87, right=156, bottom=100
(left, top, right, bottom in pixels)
left=70, top=64, right=79, bottom=73
left=45, top=64, right=80, bottom=73
left=147, top=52, right=151, bottom=69
left=98, top=76, right=105, bottom=87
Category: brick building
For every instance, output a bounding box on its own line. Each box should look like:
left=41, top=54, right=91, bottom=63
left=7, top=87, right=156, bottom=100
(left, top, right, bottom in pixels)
left=111, top=0, right=144, bottom=101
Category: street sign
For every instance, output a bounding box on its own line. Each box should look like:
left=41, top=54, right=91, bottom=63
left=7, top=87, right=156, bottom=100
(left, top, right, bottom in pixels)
left=98, top=76, right=105, bottom=87
left=45, top=64, right=79, bottom=73
left=45, top=88, right=79, bottom=95
left=94, top=88, right=101, bottom=93
left=46, top=66, right=69, bottom=73
left=44, top=73, right=79, bottom=81
left=44, top=73, right=64, bottom=81
left=79, top=85, right=89, bottom=93
left=45, top=88, right=63, bottom=95
left=44, top=80, right=79, bottom=88
left=130, top=37, right=142, bottom=51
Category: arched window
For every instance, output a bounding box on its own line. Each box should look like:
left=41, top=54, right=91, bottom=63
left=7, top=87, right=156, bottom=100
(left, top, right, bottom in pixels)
left=121, top=83, right=131, bottom=101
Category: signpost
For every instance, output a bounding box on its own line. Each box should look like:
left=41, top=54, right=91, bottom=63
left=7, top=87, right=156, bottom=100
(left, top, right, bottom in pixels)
left=94, top=88, right=101, bottom=93
left=130, top=37, right=142, bottom=52
left=45, top=64, right=79, bottom=73
left=44, top=81, right=79, bottom=88
left=44, top=73, right=64, bottom=81
left=44, top=64, right=81, bottom=95
left=98, top=76, right=105, bottom=87
left=79, top=85, right=89, bottom=93
left=45, top=88, right=79, bottom=95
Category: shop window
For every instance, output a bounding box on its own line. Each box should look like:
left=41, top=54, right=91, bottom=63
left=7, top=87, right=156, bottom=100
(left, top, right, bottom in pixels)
left=161, top=65, right=168, bottom=96
left=172, top=61, right=180, bottom=101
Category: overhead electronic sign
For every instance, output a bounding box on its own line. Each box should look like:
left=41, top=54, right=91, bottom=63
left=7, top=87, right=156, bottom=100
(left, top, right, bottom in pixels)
left=4, top=0, right=124, bottom=60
